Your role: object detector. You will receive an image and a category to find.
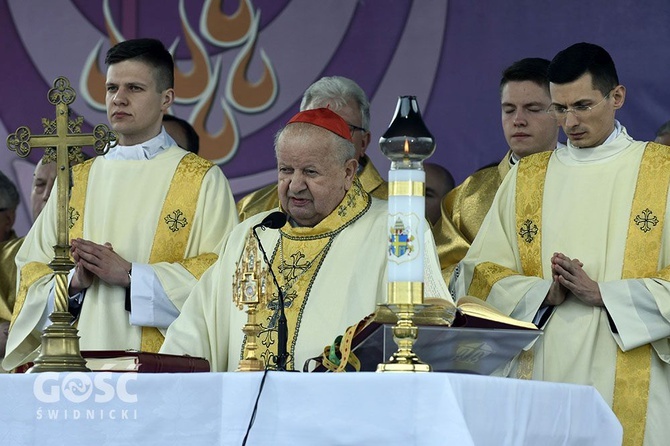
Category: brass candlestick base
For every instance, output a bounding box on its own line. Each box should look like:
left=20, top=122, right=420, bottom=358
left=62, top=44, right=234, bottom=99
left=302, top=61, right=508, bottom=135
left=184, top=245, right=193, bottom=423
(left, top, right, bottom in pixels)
left=377, top=300, right=431, bottom=373
left=28, top=312, right=89, bottom=373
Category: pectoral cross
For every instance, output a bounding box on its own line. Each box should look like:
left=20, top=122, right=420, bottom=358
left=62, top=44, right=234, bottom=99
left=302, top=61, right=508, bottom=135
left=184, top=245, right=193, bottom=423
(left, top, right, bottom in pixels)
left=6, top=76, right=116, bottom=372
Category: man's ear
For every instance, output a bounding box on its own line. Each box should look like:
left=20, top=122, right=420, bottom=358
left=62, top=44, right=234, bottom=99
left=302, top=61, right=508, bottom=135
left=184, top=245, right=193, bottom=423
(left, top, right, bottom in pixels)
left=612, top=84, right=626, bottom=110
left=162, top=88, right=175, bottom=111
left=343, top=158, right=358, bottom=190
left=360, top=131, right=371, bottom=153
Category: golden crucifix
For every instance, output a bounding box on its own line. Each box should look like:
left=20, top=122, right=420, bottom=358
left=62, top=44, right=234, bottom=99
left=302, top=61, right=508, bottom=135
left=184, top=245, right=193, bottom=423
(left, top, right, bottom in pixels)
left=6, top=76, right=116, bottom=372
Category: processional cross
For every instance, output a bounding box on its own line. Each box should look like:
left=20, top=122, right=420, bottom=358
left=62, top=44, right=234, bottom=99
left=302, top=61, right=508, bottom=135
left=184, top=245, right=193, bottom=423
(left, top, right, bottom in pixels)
left=6, top=76, right=116, bottom=372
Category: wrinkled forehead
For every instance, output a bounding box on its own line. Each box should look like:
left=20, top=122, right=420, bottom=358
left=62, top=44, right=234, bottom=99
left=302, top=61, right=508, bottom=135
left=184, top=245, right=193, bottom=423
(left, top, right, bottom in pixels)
left=276, top=125, right=338, bottom=161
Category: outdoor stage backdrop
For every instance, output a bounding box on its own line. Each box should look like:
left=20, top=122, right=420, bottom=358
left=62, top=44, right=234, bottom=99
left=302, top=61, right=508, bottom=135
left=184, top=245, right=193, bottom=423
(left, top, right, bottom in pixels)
left=2, top=0, right=670, bottom=236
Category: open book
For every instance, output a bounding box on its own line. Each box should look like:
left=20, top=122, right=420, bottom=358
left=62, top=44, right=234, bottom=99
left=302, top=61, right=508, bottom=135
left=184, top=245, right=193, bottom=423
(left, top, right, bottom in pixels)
left=81, top=350, right=210, bottom=373
left=448, top=295, right=537, bottom=330
left=375, top=295, right=538, bottom=330
left=306, top=296, right=539, bottom=374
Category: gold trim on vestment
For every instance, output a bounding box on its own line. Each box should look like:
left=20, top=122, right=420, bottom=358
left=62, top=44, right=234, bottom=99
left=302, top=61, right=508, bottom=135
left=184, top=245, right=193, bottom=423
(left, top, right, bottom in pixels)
left=242, top=179, right=371, bottom=370
left=177, top=253, right=219, bottom=280
left=613, top=142, right=670, bottom=446
left=9, top=262, right=53, bottom=332
left=515, top=152, right=551, bottom=277
left=512, top=152, right=552, bottom=380
left=69, top=159, right=95, bottom=239
left=389, top=181, right=424, bottom=197
left=468, top=262, right=519, bottom=301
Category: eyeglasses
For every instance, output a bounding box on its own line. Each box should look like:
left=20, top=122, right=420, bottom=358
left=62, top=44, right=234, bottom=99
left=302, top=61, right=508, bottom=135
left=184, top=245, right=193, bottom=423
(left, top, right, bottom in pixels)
left=546, top=90, right=613, bottom=120
left=347, top=123, right=367, bottom=134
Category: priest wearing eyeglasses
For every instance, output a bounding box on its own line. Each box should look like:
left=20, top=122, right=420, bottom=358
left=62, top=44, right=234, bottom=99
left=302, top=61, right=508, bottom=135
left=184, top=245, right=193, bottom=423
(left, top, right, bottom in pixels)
left=450, top=42, right=670, bottom=445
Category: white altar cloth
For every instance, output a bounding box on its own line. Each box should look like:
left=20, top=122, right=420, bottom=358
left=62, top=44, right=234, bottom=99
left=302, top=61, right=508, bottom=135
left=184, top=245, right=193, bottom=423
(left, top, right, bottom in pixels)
left=0, top=371, right=621, bottom=445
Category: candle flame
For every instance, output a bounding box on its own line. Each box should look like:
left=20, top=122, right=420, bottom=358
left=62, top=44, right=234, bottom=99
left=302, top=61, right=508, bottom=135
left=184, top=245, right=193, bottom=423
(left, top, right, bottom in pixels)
left=404, top=139, right=410, bottom=154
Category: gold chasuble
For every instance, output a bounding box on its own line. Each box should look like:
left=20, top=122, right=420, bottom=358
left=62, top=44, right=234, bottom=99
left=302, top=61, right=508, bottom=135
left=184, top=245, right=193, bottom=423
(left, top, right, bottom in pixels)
left=242, top=180, right=371, bottom=370
left=451, top=131, right=670, bottom=446
left=434, top=152, right=511, bottom=281
left=236, top=155, right=387, bottom=222
left=4, top=146, right=237, bottom=371
left=0, top=233, right=24, bottom=324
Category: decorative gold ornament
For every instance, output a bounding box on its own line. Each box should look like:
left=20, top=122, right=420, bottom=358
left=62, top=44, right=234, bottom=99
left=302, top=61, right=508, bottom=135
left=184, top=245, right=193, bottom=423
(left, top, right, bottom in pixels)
left=233, top=230, right=273, bottom=372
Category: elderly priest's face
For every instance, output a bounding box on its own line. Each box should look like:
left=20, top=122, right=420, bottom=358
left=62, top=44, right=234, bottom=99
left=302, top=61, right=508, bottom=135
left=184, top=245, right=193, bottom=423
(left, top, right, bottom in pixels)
left=276, top=124, right=357, bottom=227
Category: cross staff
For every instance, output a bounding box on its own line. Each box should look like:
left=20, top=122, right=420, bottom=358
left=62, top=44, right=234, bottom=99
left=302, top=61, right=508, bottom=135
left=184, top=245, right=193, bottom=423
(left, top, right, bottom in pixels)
left=7, top=77, right=115, bottom=314
left=7, top=77, right=116, bottom=312
left=6, top=76, right=115, bottom=373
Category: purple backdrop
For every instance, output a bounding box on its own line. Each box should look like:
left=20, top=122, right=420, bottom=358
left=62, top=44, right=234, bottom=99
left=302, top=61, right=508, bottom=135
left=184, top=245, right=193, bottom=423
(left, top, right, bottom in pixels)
left=2, top=0, right=670, bottom=236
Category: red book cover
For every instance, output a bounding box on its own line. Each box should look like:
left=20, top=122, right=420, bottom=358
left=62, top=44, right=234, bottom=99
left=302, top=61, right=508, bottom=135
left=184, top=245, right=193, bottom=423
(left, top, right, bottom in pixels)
left=81, top=350, right=210, bottom=373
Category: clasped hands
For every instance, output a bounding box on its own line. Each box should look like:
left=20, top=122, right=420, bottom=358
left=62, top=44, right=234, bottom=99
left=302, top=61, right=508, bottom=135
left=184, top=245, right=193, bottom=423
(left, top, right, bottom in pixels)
left=69, top=238, right=132, bottom=295
left=544, top=252, right=603, bottom=307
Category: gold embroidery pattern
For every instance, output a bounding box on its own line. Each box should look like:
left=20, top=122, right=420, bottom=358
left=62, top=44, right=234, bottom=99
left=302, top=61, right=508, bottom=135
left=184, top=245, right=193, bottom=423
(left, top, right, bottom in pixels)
left=177, top=253, right=218, bottom=280
left=509, top=152, right=551, bottom=380
left=614, top=142, right=670, bottom=446
left=69, top=159, right=95, bottom=239
left=633, top=208, right=658, bottom=233
left=515, top=151, right=551, bottom=277
left=68, top=207, right=80, bottom=230
left=515, top=350, right=534, bottom=380
left=164, top=209, right=188, bottom=232
left=150, top=154, right=213, bottom=264
left=518, top=219, right=538, bottom=243
left=468, top=262, right=518, bottom=301
left=242, top=179, right=371, bottom=369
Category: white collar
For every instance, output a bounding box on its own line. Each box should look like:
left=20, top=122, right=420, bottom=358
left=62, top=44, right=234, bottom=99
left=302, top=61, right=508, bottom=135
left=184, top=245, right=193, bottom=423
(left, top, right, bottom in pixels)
left=559, top=121, right=635, bottom=164
left=104, top=128, right=177, bottom=160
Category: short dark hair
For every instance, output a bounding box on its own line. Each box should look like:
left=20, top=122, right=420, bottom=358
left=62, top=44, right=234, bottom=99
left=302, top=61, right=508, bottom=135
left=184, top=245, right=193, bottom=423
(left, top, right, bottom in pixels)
left=547, top=42, right=618, bottom=96
left=0, top=170, right=19, bottom=210
left=163, top=114, right=200, bottom=154
left=500, top=58, right=551, bottom=95
left=656, top=120, right=670, bottom=138
left=105, top=38, right=174, bottom=92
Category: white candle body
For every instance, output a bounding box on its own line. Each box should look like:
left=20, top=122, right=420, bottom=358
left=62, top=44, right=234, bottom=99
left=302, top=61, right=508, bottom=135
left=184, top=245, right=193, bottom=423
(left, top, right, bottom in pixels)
left=387, top=168, right=425, bottom=283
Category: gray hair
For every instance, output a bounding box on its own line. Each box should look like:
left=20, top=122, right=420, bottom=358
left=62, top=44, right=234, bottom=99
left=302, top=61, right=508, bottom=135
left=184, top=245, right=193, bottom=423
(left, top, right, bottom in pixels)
left=274, top=123, right=356, bottom=164
left=300, top=76, right=370, bottom=130
left=0, top=170, right=19, bottom=209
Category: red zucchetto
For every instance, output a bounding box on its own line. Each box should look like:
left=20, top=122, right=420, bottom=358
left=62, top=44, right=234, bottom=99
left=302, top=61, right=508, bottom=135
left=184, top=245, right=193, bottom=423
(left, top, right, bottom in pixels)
left=286, top=108, right=352, bottom=141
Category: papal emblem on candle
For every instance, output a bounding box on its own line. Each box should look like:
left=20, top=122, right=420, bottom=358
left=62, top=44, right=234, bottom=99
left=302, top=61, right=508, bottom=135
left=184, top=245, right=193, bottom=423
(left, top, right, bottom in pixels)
left=389, top=216, right=416, bottom=260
